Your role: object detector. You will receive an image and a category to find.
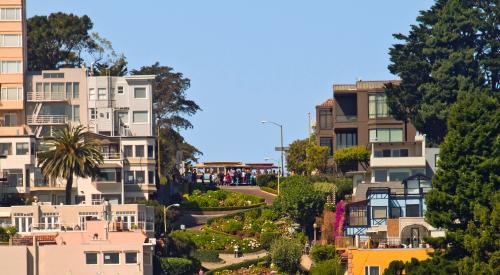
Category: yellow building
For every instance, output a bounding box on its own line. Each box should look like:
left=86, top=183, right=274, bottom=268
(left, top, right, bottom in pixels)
left=0, top=0, right=27, bottom=136
left=347, top=248, right=432, bottom=275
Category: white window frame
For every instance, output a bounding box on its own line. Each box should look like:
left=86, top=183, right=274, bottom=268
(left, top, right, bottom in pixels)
left=0, top=87, right=22, bottom=100
left=0, top=34, right=22, bottom=47
left=0, top=60, right=22, bottom=74
left=133, top=87, right=147, bottom=99
left=103, top=252, right=120, bottom=265
left=0, top=8, right=21, bottom=21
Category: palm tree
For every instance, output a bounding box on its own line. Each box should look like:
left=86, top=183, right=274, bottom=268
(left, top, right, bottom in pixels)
left=37, top=125, right=103, bottom=205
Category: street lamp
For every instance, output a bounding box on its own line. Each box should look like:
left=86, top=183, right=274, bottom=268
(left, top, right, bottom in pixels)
left=261, top=120, right=284, bottom=177
left=313, top=222, right=318, bottom=245
left=163, top=203, right=180, bottom=234
left=264, top=157, right=280, bottom=195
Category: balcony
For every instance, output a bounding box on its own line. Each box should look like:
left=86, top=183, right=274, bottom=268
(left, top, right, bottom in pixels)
left=31, top=180, right=72, bottom=191
left=335, top=115, right=357, bottom=122
left=27, top=115, right=67, bottom=125
left=0, top=100, right=23, bottom=110
left=26, top=92, right=67, bottom=102
left=335, top=236, right=430, bottom=250
left=102, top=152, right=121, bottom=160
left=0, top=126, right=26, bottom=135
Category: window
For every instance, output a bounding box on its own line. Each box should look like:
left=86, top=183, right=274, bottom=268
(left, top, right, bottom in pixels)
left=389, top=170, right=409, bottom=182
left=125, top=252, right=138, bottom=264
left=103, top=252, right=119, bottom=264
left=336, top=131, right=357, bottom=149
left=143, top=252, right=152, bottom=265
left=73, top=83, right=80, bottom=99
left=0, top=143, right=11, bottom=155
left=133, top=111, right=148, bottom=123
left=117, top=86, right=124, bottom=94
left=369, top=128, right=403, bottom=142
left=90, top=108, right=97, bottom=120
left=369, top=93, right=388, bottom=119
left=148, top=171, right=155, bottom=184
left=93, top=169, right=120, bottom=183
left=89, top=88, right=96, bottom=100
left=40, top=213, right=59, bottom=230
left=134, top=87, right=146, bottom=98
left=125, top=171, right=134, bottom=184
left=42, top=73, right=64, bottom=79
left=0, top=8, right=21, bottom=21
left=135, top=171, right=145, bottom=184
left=135, top=145, right=144, bottom=157
left=349, top=207, right=367, bottom=226
left=320, top=137, right=333, bottom=156
left=365, top=266, right=380, bottom=275
left=372, top=206, right=387, bottom=219
left=16, top=143, right=28, bottom=155
left=1, top=87, right=22, bottom=100
left=124, top=145, right=133, bottom=157
left=85, top=252, right=98, bottom=265
left=14, top=213, right=33, bottom=233
left=0, top=34, right=22, bottom=47
left=6, top=169, right=23, bottom=187
left=390, top=207, right=401, bottom=218
left=72, top=105, right=80, bottom=122
left=147, top=145, right=154, bottom=158
left=406, top=204, right=420, bottom=217
left=374, top=148, right=409, bottom=158
left=373, top=170, right=387, bottom=182
left=4, top=113, right=17, bottom=126
left=0, top=60, right=22, bottom=74
left=319, top=109, right=332, bottom=129
left=98, top=88, right=107, bottom=100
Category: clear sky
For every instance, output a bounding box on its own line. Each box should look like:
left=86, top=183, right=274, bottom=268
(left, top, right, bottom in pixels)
left=28, top=0, right=434, bottom=164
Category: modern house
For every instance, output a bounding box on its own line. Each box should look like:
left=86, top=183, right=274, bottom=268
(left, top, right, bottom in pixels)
left=0, top=0, right=157, bottom=205
left=315, top=80, right=417, bottom=171
left=0, top=203, right=155, bottom=275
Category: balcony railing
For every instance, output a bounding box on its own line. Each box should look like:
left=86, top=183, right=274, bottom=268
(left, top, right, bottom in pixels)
left=27, top=115, right=67, bottom=125
left=26, top=92, right=67, bottom=102
left=335, top=236, right=428, bottom=249
left=102, top=152, right=121, bottom=160
left=335, top=115, right=357, bottom=122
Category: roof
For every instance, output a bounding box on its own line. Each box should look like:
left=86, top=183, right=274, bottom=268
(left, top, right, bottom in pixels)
left=333, top=80, right=401, bottom=92
left=317, top=98, right=334, bottom=107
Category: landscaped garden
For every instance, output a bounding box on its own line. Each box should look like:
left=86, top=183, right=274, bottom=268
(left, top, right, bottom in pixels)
left=181, top=189, right=265, bottom=210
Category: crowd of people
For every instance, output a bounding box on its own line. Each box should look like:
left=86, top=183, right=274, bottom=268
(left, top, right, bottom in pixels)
left=188, top=168, right=278, bottom=186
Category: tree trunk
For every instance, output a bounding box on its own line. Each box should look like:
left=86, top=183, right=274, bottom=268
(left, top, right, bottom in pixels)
left=65, top=172, right=73, bottom=205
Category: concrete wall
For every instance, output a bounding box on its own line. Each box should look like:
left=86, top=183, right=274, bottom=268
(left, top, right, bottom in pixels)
left=0, top=245, right=30, bottom=275
left=347, top=248, right=432, bottom=275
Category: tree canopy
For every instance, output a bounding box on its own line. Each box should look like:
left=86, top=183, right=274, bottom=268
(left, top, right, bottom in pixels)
left=423, top=91, right=499, bottom=274
left=287, top=136, right=331, bottom=175
left=333, top=145, right=370, bottom=170
left=27, top=12, right=127, bottom=74
left=385, top=0, right=499, bottom=144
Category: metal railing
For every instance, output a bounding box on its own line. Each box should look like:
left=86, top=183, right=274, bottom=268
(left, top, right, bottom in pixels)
left=27, top=115, right=67, bottom=125
left=335, top=115, right=357, bottom=122
left=336, top=236, right=427, bottom=249
left=26, top=92, right=67, bottom=101
left=102, top=152, right=121, bottom=160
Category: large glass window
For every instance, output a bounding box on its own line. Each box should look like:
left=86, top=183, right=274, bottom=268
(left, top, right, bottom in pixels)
left=319, top=137, right=333, bottom=156
left=16, top=143, right=28, bottom=155
left=93, top=169, right=120, bottom=183
left=0, top=143, right=11, bottom=155
left=319, top=108, right=332, bottom=129
left=0, top=34, right=21, bottom=47
left=336, top=131, right=357, bottom=149
left=123, top=145, right=133, bottom=157
left=0, top=8, right=21, bottom=21
left=369, top=128, right=403, bottom=142
left=6, top=169, right=23, bottom=187
left=135, top=145, right=144, bottom=157
left=406, top=204, right=420, bottom=217
left=0, top=87, right=22, bottom=100
left=4, top=113, right=17, bottom=126
left=85, top=252, right=98, bottom=265
left=0, top=60, right=22, bottom=74
left=372, top=206, right=387, bottom=219
left=134, top=87, right=146, bottom=98
left=349, top=207, right=367, bottom=226
left=368, top=93, right=388, bottom=118
left=14, top=213, right=33, bottom=233
left=133, top=111, right=148, bottom=123
left=125, top=252, right=138, bottom=264
left=103, top=252, right=119, bottom=264
left=373, top=170, right=387, bottom=182
left=389, top=170, right=410, bottom=182
left=73, top=83, right=80, bottom=99
left=135, top=171, right=145, bottom=184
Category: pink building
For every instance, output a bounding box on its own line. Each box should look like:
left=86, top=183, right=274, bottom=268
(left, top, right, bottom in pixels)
left=0, top=203, right=155, bottom=275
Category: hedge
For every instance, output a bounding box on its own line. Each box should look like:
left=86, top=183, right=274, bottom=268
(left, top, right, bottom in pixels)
left=260, top=186, right=278, bottom=195
left=159, top=257, right=201, bottom=275
left=206, top=206, right=267, bottom=225
left=205, top=256, right=270, bottom=275
left=191, top=250, right=221, bottom=263
left=182, top=202, right=266, bottom=212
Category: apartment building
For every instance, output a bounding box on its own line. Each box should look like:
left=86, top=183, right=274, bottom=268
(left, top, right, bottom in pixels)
left=0, top=0, right=27, bottom=136
left=315, top=80, right=417, bottom=170
left=0, top=203, right=154, bottom=275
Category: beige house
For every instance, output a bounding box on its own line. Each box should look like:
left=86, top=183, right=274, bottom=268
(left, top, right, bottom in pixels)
left=0, top=203, right=154, bottom=275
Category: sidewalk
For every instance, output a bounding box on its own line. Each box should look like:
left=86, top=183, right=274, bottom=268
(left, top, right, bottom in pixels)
left=202, top=250, right=268, bottom=270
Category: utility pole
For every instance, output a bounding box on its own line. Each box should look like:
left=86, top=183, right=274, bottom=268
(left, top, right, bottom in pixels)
left=157, top=124, right=161, bottom=178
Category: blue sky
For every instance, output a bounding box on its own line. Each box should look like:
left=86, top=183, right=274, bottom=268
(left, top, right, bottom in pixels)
left=28, top=0, right=434, bottom=164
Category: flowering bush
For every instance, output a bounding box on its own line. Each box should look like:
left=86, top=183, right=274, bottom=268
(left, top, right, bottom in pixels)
left=170, top=230, right=262, bottom=253
left=183, top=190, right=264, bottom=208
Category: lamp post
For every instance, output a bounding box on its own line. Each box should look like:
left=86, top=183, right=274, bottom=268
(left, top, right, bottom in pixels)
left=313, top=222, right=318, bottom=245
left=264, top=157, right=280, bottom=195
left=163, top=203, right=180, bottom=234
left=261, top=120, right=284, bottom=177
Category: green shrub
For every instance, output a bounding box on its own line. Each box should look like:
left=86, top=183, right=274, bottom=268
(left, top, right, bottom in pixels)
left=260, top=186, right=278, bottom=195
left=168, top=233, right=196, bottom=257
left=183, top=190, right=264, bottom=209
left=191, top=250, right=221, bottom=263
left=269, top=238, right=302, bottom=273
left=259, top=231, right=280, bottom=249
left=256, top=174, right=277, bottom=187
left=221, top=219, right=244, bottom=234
left=311, top=244, right=336, bottom=263
left=159, top=257, right=200, bottom=275
left=0, top=226, right=16, bottom=242
left=205, top=257, right=270, bottom=275
left=310, top=258, right=344, bottom=275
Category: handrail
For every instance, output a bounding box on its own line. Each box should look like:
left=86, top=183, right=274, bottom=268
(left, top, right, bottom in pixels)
left=27, top=115, right=67, bottom=125
left=26, top=91, right=67, bottom=101
left=102, top=152, right=122, bottom=160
